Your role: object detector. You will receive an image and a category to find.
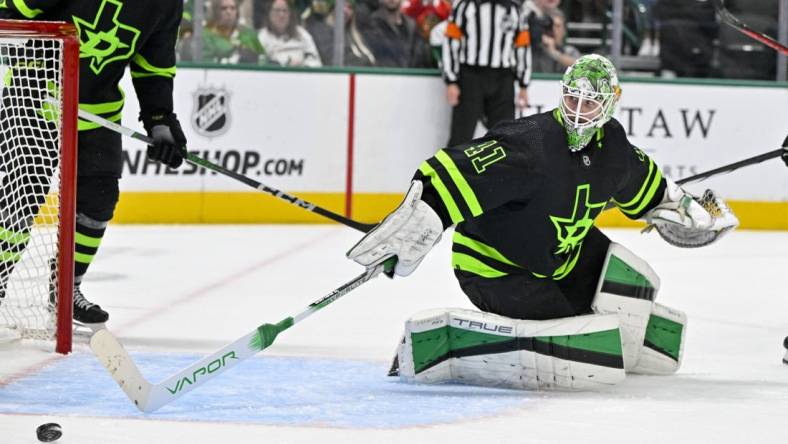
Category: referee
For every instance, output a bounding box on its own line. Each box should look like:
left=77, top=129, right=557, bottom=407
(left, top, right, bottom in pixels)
left=443, top=0, right=532, bottom=146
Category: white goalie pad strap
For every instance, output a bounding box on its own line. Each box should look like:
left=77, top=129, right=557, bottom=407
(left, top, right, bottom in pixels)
left=630, top=303, right=687, bottom=375
left=591, top=243, right=659, bottom=371
left=396, top=307, right=626, bottom=391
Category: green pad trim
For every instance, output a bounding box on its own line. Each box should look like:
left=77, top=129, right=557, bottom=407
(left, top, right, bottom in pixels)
left=536, top=329, right=624, bottom=358
left=643, top=314, right=683, bottom=361
left=601, top=254, right=656, bottom=301
left=410, top=325, right=624, bottom=374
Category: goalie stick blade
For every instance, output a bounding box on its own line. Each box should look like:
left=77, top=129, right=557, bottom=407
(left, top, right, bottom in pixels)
left=88, top=265, right=386, bottom=412
left=90, top=329, right=153, bottom=412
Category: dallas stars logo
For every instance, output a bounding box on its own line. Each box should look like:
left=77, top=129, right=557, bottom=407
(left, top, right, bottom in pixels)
left=549, top=184, right=606, bottom=255
left=72, top=0, right=141, bottom=75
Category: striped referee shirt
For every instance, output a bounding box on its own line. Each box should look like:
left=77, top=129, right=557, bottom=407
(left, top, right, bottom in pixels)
left=442, top=0, right=532, bottom=87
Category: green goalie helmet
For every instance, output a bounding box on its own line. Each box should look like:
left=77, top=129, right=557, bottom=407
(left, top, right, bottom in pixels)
left=559, top=54, right=622, bottom=152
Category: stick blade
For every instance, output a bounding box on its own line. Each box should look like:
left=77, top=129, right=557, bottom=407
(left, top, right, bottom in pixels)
left=90, top=329, right=153, bottom=412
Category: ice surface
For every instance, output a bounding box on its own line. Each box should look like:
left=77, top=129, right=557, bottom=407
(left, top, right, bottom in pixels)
left=1, top=225, right=787, bottom=443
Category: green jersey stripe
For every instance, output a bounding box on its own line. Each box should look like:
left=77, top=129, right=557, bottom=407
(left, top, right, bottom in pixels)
left=451, top=252, right=508, bottom=278
left=131, top=54, right=177, bottom=77
left=418, top=161, right=464, bottom=224
left=74, top=251, right=96, bottom=265
left=0, top=227, right=30, bottom=245
left=75, top=232, right=103, bottom=248
left=78, top=111, right=123, bottom=131
left=0, top=251, right=22, bottom=263
left=453, top=231, right=519, bottom=267
left=615, top=157, right=656, bottom=209
left=435, top=150, right=483, bottom=217
left=552, top=244, right=583, bottom=280
left=10, top=0, right=43, bottom=18
left=620, top=165, right=663, bottom=216
left=615, top=157, right=664, bottom=216
left=79, top=87, right=126, bottom=115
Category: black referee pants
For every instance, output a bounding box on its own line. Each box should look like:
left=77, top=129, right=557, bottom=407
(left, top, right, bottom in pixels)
left=448, top=65, right=515, bottom=146
left=454, top=227, right=612, bottom=321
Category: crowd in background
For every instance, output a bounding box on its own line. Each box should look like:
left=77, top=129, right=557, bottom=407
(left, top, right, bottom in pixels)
left=176, top=0, right=784, bottom=80
left=178, top=0, right=441, bottom=68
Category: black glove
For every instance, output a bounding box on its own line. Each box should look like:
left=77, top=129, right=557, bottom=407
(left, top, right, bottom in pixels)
left=142, top=113, right=187, bottom=169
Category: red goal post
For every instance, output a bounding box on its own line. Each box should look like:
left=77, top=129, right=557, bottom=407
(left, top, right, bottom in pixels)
left=0, top=20, right=78, bottom=354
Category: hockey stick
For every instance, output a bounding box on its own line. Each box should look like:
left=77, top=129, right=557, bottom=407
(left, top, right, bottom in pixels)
left=76, top=109, right=376, bottom=233
left=90, top=258, right=394, bottom=413
left=713, top=0, right=788, bottom=55
left=675, top=143, right=787, bottom=185
left=604, top=138, right=788, bottom=211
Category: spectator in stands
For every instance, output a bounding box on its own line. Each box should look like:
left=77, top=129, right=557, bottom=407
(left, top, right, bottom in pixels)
left=354, top=0, right=379, bottom=30
left=400, top=0, right=451, bottom=67
left=302, top=0, right=335, bottom=63
left=363, top=0, right=433, bottom=67
left=259, top=0, right=323, bottom=66
left=190, top=0, right=267, bottom=64
left=522, top=0, right=560, bottom=71
left=176, top=0, right=196, bottom=61
left=532, top=8, right=579, bottom=72
left=654, top=0, right=717, bottom=78
left=306, top=0, right=377, bottom=66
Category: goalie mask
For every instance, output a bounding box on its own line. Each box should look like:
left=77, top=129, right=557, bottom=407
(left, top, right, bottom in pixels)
left=559, top=54, right=622, bottom=152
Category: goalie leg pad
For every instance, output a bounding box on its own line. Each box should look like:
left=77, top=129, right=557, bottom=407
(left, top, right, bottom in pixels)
left=396, top=307, right=626, bottom=391
left=591, top=243, right=659, bottom=371
left=630, top=303, right=687, bottom=375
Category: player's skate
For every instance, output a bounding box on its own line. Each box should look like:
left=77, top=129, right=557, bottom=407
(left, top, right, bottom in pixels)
left=49, top=271, right=108, bottom=331
left=71, top=285, right=108, bottom=329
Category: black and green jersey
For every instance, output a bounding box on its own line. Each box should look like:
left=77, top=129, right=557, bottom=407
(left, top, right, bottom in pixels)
left=1, top=0, right=182, bottom=131
left=416, top=109, right=666, bottom=280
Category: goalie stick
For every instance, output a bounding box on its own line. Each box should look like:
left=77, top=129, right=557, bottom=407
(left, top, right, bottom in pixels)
left=713, top=0, right=788, bottom=55
left=90, top=258, right=394, bottom=413
left=77, top=109, right=376, bottom=233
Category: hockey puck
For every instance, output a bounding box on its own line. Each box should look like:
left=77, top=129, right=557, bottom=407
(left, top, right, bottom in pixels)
left=783, top=336, right=788, bottom=365
left=36, top=423, right=62, bottom=442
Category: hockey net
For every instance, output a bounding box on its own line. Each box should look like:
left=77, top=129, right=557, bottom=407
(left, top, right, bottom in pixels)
left=0, top=20, right=78, bottom=354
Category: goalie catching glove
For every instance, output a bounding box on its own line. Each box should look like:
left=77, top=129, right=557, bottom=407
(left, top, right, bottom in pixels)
left=644, top=179, right=738, bottom=248
left=347, top=180, right=443, bottom=277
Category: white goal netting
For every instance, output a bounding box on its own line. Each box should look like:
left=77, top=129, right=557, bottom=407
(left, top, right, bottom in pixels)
left=0, top=33, right=68, bottom=343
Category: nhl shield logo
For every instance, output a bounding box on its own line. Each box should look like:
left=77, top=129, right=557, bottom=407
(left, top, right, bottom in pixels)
left=191, top=87, right=231, bottom=137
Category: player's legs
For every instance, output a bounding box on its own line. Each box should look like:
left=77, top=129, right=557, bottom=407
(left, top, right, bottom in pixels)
left=74, top=176, right=118, bottom=285
left=447, top=66, right=486, bottom=146
left=454, top=227, right=611, bottom=320
left=394, top=307, right=626, bottom=390
left=0, top=85, right=59, bottom=299
left=455, top=270, right=577, bottom=320
left=482, top=69, right=515, bottom=130
left=556, top=226, right=612, bottom=314
left=68, top=128, right=123, bottom=324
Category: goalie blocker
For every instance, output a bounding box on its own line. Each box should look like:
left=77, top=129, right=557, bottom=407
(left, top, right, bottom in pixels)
left=392, top=243, right=687, bottom=390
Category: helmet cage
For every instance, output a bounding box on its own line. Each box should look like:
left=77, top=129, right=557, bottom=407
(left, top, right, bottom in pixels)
left=559, top=82, right=617, bottom=130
